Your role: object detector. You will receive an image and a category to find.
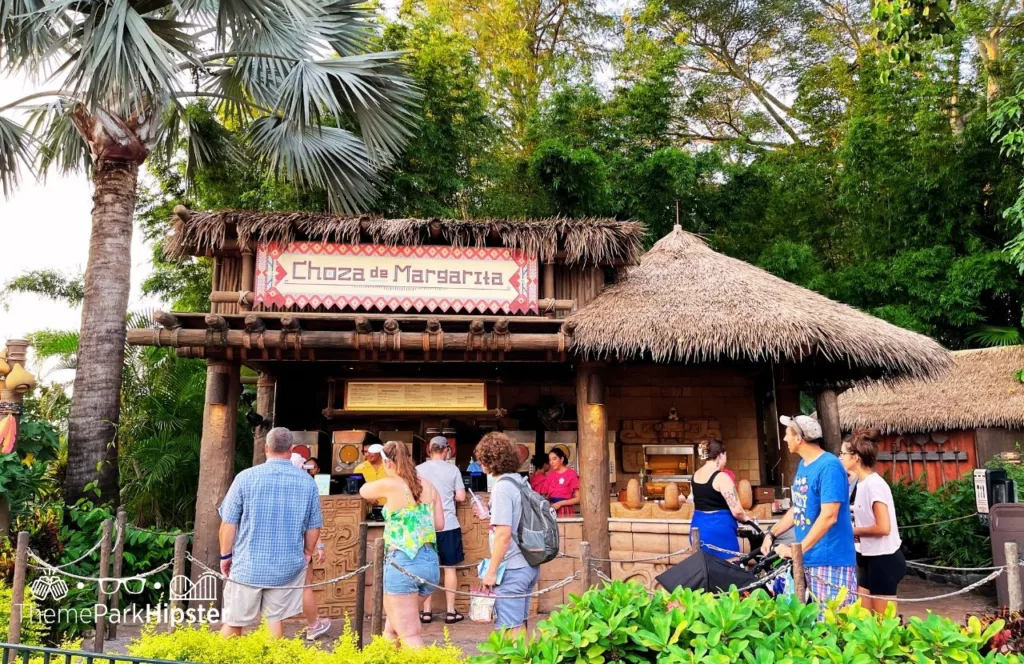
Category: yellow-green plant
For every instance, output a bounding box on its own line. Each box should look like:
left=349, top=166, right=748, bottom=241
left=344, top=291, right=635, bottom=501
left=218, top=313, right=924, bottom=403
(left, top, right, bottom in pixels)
left=0, top=579, right=49, bottom=645
left=127, top=619, right=465, bottom=664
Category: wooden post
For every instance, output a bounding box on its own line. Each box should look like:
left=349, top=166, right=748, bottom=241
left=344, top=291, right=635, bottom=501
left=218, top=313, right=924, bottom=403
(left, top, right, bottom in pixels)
left=792, top=543, right=806, bottom=603
left=1007, top=542, right=1022, bottom=613
left=580, top=541, right=593, bottom=590
left=814, top=389, right=842, bottom=455
left=93, top=519, right=113, bottom=652
left=252, top=372, right=275, bottom=466
left=108, top=508, right=127, bottom=639
left=0, top=340, right=30, bottom=537
left=170, top=534, right=189, bottom=632
left=191, top=360, right=240, bottom=610
left=371, top=538, right=386, bottom=637
left=240, top=251, right=255, bottom=313
left=691, top=527, right=701, bottom=552
left=543, top=263, right=556, bottom=318
left=576, top=364, right=611, bottom=576
left=8, top=532, right=29, bottom=658
left=355, top=522, right=369, bottom=648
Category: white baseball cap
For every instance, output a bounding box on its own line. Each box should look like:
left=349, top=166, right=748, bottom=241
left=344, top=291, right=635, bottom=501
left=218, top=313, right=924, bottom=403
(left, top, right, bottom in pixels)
left=780, top=415, right=823, bottom=442
left=367, top=443, right=384, bottom=454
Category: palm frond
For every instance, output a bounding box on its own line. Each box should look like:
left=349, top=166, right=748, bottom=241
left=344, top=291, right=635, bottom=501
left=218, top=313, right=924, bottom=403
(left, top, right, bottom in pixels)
left=27, top=329, right=81, bottom=361
left=966, top=325, right=1023, bottom=348
left=26, top=100, right=93, bottom=176
left=0, top=114, right=33, bottom=196
left=248, top=116, right=379, bottom=212
left=0, top=0, right=58, bottom=74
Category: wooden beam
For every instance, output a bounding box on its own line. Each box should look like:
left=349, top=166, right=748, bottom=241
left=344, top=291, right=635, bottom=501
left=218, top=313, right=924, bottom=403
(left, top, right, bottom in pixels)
left=169, top=310, right=567, bottom=325
left=243, top=314, right=266, bottom=333
left=191, top=360, right=240, bottom=611
left=128, top=328, right=570, bottom=352
left=253, top=372, right=275, bottom=465
left=172, top=204, right=192, bottom=223
left=153, top=311, right=181, bottom=329
left=576, top=364, right=610, bottom=575
left=815, top=388, right=842, bottom=455
left=240, top=252, right=255, bottom=312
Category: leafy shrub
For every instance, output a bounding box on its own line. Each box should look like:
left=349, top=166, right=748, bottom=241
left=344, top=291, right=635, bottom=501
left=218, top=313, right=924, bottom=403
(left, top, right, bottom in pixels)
left=127, top=621, right=465, bottom=664
left=0, top=579, right=49, bottom=645
left=0, top=416, right=61, bottom=518
left=471, top=580, right=1019, bottom=664
left=890, top=476, right=991, bottom=568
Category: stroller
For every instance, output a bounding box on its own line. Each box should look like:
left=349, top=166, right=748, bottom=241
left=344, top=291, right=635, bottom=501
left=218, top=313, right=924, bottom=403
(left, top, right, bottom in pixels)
left=655, top=522, right=781, bottom=594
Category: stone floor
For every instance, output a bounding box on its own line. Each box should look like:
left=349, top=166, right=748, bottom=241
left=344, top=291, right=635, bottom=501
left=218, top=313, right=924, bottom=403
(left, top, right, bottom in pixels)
left=100, top=575, right=998, bottom=658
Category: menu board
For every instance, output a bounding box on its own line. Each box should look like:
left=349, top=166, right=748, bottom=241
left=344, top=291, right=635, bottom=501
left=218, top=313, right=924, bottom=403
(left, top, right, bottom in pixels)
left=344, top=381, right=487, bottom=412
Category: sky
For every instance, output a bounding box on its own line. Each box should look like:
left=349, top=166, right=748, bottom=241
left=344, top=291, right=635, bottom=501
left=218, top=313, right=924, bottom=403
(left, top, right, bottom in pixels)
left=0, top=74, right=161, bottom=360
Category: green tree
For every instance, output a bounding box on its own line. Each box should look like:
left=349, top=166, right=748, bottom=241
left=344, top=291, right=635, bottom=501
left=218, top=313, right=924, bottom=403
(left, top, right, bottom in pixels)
left=0, top=0, right=418, bottom=506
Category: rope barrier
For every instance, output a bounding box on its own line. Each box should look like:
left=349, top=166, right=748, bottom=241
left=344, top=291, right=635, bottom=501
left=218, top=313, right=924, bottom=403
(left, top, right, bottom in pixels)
left=37, top=524, right=122, bottom=571
left=387, top=558, right=580, bottom=599
left=899, top=513, right=979, bottom=530
left=805, top=567, right=1004, bottom=604
left=701, top=542, right=747, bottom=558
left=127, top=525, right=194, bottom=538
left=186, top=553, right=372, bottom=590
left=28, top=550, right=174, bottom=587
left=905, top=560, right=1003, bottom=573
left=589, top=544, right=694, bottom=564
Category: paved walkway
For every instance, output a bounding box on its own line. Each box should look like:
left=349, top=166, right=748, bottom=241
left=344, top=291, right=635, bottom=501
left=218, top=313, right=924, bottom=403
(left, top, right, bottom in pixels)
left=101, top=575, right=997, bottom=658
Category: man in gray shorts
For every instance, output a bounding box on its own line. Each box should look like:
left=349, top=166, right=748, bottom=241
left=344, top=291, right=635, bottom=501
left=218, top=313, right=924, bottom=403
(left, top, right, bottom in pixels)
left=218, top=427, right=323, bottom=637
left=417, top=436, right=467, bottom=624
left=475, top=432, right=540, bottom=635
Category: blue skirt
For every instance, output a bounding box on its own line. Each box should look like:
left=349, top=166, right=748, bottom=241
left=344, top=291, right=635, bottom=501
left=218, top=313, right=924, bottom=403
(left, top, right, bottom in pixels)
left=691, top=509, right=740, bottom=559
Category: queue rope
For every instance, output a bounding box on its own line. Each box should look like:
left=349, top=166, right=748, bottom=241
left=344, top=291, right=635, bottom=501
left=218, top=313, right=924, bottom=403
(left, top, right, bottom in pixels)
left=387, top=558, right=580, bottom=599
left=186, top=553, right=372, bottom=590
left=589, top=544, right=694, bottom=564
left=35, top=523, right=124, bottom=572
left=27, top=550, right=174, bottom=585
left=806, top=567, right=1004, bottom=604
left=899, top=513, right=979, bottom=530
left=905, top=560, right=1004, bottom=573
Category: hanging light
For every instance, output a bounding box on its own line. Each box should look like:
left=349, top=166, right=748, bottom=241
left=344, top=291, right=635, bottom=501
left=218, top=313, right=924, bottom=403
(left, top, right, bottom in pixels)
left=586, top=372, right=604, bottom=405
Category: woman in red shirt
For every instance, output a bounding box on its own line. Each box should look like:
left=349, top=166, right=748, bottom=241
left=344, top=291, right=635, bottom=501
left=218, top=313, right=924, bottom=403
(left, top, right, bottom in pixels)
left=544, top=448, right=580, bottom=516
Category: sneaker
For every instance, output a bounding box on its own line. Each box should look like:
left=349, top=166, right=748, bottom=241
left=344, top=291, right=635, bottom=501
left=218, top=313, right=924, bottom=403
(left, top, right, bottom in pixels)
left=306, top=618, right=331, bottom=640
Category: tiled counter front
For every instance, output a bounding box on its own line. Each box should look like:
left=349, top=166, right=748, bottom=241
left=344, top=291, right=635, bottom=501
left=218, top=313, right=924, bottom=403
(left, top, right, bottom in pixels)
left=312, top=496, right=584, bottom=624
left=607, top=519, right=698, bottom=587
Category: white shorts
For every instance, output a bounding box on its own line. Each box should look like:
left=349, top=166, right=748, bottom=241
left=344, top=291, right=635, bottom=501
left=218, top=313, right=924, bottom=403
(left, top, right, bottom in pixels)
left=221, top=567, right=306, bottom=627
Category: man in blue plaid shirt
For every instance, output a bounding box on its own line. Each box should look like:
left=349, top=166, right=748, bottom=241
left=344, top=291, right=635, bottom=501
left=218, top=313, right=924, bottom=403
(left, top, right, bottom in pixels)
left=219, top=427, right=324, bottom=637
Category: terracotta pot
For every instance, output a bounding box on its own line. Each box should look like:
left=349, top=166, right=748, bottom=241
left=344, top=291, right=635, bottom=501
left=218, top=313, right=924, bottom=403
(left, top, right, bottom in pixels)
left=625, top=479, right=644, bottom=510
left=738, top=479, right=753, bottom=510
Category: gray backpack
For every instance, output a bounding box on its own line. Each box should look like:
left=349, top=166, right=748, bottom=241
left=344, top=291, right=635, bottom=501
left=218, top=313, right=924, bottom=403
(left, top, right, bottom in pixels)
left=497, top=476, right=559, bottom=567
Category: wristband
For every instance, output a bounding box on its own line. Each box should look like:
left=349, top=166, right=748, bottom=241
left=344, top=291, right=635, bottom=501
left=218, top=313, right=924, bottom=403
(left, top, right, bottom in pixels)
left=766, top=532, right=777, bottom=543
left=220, top=552, right=233, bottom=560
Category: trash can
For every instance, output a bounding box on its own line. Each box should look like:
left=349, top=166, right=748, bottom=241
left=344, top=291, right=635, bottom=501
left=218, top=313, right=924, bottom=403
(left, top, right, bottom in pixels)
left=989, top=503, right=1024, bottom=608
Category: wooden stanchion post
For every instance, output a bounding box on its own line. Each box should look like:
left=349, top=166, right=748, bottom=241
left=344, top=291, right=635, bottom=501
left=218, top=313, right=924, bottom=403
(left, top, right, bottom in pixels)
left=169, top=534, right=189, bottom=633
left=93, top=519, right=113, bottom=653
left=691, top=527, right=701, bottom=552
left=792, top=543, right=806, bottom=603
left=8, top=531, right=30, bottom=662
left=1007, top=542, right=1022, bottom=613
left=355, top=522, right=369, bottom=648
left=371, top=538, right=386, bottom=637
left=580, top=541, right=593, bottom=590
left=108, top=508, right=127, bottom=638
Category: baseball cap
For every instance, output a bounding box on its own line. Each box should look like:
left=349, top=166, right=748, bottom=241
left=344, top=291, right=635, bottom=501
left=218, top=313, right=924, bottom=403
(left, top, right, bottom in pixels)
left=428, top=435, right=449, bottom=451
left=780, top=415, right=823, bottom=442
left=367, top=443, right=384, bottom=455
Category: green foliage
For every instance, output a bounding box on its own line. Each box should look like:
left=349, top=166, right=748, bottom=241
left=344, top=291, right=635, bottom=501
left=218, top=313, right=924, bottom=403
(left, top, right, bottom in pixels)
left=127, top=621, right=465, bottom=664
left=0, top=579, right=48, bottom=645
left=0, top=270, right=84, bottom=309
left=0, top=416, right=61, bottom=518
left=891, top=476, right=992, bottom=568
left=472, top=580, right=1018, bottom=664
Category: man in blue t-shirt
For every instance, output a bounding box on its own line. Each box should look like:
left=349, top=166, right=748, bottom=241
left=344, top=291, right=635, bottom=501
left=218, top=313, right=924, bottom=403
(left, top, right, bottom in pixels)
left=761, top=415, right=857, bottom=607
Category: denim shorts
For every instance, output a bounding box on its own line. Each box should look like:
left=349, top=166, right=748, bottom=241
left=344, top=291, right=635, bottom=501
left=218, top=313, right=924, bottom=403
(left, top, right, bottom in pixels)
left=384, top=546, right=440, bottom=597
left=494, top=565, right=539, bottom=629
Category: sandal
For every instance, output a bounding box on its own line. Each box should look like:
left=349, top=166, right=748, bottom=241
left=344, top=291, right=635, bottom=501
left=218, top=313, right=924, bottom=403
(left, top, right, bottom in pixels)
left=445, top=611, right=464, bottom=624
left=419, top=611, right=433, bottom=624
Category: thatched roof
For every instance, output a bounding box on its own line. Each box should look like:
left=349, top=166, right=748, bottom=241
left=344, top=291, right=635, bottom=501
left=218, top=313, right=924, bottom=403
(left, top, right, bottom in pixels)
left=568, top=226, right=952, bottom=386
left=839, top=346, right=1024, bottom=434
left=167, top=209, right=645, bottom=265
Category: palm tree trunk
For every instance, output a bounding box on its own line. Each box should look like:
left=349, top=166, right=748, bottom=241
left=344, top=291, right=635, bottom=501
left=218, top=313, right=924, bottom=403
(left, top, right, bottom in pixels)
left=65, top=160, right=139, bottom=506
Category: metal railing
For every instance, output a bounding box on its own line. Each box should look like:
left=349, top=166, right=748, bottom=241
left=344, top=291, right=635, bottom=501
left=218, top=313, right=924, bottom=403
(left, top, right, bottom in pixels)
left=1, top=643, right=186, bottom=664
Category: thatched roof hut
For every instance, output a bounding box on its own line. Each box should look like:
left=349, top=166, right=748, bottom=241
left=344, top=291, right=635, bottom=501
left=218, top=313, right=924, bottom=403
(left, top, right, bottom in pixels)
left=167, top=209, right=645, bottom=266
left=568, top=226, right=952, bottom=386
left=839, top=346, right=1024, bottom=435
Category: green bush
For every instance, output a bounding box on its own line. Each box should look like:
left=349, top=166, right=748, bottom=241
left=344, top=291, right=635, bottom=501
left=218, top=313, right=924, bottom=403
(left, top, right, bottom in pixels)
left=471, top=580, right=1020, bottom=664
left=890, top=476, right=991, bottom=568
left=0, top=579, right=49, bottom=645
left=127, top=621, right=465, bottom=664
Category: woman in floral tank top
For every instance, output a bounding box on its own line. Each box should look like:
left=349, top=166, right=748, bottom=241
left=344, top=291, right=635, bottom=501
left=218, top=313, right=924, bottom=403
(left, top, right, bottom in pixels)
left=360, top=441, right=444, bottom=648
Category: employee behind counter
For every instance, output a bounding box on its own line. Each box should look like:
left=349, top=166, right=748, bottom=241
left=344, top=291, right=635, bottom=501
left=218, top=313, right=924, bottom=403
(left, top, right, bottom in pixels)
left=356, top=442, right=388, bottom=515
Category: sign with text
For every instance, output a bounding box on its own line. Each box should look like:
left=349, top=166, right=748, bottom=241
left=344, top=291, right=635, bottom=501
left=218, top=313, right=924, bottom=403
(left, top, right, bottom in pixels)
left=255, top=242, right=539, bottom=314
left=344, top=381, right=487, bottom=412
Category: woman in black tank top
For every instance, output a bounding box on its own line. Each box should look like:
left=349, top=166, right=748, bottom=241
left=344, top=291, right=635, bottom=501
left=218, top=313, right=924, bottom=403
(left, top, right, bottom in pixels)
left=690, top=439, right=750, bottom=559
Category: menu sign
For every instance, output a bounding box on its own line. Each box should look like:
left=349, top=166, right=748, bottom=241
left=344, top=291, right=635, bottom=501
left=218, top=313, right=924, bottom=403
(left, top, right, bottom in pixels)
left=344, top=381, right=487, bottom=412
left=254, top=242, right=539, bottom=314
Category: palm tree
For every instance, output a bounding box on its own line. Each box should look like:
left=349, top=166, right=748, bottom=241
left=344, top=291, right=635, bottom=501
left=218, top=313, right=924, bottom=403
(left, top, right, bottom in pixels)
left=0, top=0, right=418, bottom=505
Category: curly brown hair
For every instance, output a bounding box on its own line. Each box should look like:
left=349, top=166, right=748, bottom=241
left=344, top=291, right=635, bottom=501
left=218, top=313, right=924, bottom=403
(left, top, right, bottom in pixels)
left=474, top=432, right=521, bottom=475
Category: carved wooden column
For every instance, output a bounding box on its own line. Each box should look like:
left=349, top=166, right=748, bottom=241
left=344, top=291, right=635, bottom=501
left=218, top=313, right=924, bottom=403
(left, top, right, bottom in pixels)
left=576, top=363, right=611, bottom=574
left=0, top=339, right=31, bottom=536
left=252, top=372, right=275, bottom=465
left=191, top=359, right=240, bottom=608
left=815, top=388, right=842, bottom=455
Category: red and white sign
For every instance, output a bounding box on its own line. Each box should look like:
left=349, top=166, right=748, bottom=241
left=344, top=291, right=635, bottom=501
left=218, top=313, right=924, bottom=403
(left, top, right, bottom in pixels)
left=254, top=242, right=539, bottom=314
